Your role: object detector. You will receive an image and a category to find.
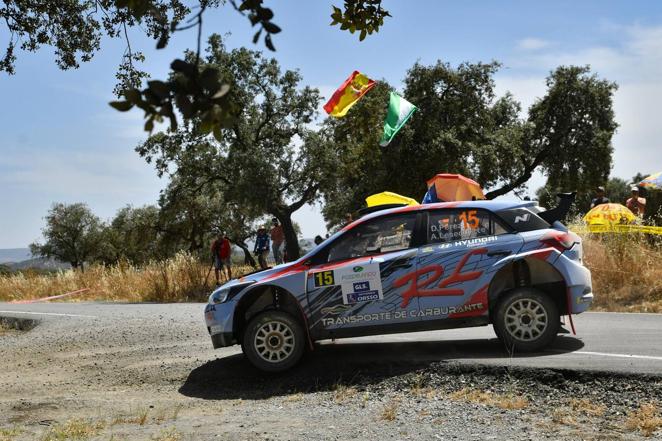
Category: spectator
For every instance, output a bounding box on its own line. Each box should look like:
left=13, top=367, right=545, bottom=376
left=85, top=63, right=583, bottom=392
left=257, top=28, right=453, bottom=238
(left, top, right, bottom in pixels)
left=211, top=232, right=232, bottom=285
left=270, top=217, right=284, bottom=265
left=626, top=187, right=646, bottom=217
left=254, top=227, right=270, bottom=269
left=314, top=235, right=324, bottom=246
left=590, top=186, right=610, bottom=208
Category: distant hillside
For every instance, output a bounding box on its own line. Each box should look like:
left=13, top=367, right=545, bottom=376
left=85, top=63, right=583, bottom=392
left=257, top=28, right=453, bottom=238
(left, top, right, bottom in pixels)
left=7, top=257, right=71, bottom=271
left=0, top=248, right=31, bottom=264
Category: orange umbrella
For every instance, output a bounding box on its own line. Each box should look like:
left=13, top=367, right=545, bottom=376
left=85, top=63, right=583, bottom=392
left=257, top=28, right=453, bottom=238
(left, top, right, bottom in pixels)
left=423, top=173, right=485, bottom=202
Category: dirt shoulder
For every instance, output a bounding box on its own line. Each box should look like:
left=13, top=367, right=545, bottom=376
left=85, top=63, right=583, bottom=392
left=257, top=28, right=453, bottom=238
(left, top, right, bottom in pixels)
left=1, top=310, right=660, bottom=440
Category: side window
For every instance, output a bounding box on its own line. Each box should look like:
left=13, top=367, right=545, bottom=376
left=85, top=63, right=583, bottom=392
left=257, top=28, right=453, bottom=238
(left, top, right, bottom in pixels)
left=428, top=209, right=509, bottom=243
left=327, top=214, right=417, bottom=262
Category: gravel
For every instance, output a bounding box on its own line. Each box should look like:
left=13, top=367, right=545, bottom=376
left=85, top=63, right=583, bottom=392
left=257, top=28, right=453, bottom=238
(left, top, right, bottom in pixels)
left=0, top=308, right=660, bottom=440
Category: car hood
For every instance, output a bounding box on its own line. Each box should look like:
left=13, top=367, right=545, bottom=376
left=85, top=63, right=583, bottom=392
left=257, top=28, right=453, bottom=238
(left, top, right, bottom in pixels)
left=235, top=260, right=303, bottom=284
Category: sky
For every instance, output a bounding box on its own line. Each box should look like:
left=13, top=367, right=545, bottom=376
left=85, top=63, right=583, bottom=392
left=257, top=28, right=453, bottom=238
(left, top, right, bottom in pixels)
left=2, top=0, right=662, bottom=248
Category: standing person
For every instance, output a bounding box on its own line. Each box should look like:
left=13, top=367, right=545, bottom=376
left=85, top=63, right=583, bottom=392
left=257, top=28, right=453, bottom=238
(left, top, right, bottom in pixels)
left=270, top=217, right=284, bottom=265
left=211, top=232, right=232, bottom=285
left=254, top=227, right=270, bottom=269
left=590, top=186, right=610, bottom=208
left=626, top=186, right=646, bottom=217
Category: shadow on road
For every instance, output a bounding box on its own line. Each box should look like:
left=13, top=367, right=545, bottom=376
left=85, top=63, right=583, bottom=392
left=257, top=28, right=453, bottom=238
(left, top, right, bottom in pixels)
left=178, top=335, right=584, bottom=400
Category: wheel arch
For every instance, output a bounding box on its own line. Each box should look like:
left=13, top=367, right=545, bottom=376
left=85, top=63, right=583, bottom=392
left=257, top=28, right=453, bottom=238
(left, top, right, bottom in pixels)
left=233, top=284, right=311, bottom=346
left=488, top=256, right=567, bottom=320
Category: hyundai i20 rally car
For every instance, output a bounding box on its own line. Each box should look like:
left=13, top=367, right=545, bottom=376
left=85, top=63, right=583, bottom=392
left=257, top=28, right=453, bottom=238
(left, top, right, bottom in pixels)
left=204, top=197, right=593, bottom=372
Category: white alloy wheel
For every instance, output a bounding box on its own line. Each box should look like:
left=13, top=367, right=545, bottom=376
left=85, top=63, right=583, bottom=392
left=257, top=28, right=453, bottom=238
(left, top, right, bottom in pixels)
left=253, top=320, right=296, bottom=363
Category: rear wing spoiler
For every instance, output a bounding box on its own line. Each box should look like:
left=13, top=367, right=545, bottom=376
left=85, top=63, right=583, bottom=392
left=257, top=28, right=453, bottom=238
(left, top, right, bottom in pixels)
left=538, top=192, right=576, bottom=224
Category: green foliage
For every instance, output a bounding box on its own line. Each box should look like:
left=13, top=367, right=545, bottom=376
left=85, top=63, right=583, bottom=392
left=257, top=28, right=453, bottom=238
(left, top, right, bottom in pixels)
left=98, top=204, right=161, bottom=265
left=527, top=66, right=618, bottom=194
left=321, top=62, right=618, bottom=227
left=1, top=1, right=386, bottom=137
left=137, top=35, right=332, bottom=259
left=330, top=1, right=390, bottom=41
left=30, top=203, right=105, bottom=270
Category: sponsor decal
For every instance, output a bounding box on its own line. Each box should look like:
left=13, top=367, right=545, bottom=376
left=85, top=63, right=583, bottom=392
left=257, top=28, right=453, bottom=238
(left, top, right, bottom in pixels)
left=313, top=270, right=335, bottom=287
left=311, top=262, right=384, bottom=304
left=320, top=302, right=484, bottom=327
left=394, top=248, right=487, bottom=307
left=321, top=304, right=352, bottom=315
left=514, top=213, right=531, bottom=223
left=210, top=325, right=223, bottom=335
left=337, top=262, right=383, bottom=305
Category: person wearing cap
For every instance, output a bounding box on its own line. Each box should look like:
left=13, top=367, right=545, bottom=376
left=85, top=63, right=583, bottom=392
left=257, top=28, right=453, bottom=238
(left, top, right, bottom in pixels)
left=626, top=187, right=646, bottom=217
left=270, top=217, right=284, bottom=265
left=254, top=227, right=271, bottom=269
left=590, top=186, right=610, bottom=208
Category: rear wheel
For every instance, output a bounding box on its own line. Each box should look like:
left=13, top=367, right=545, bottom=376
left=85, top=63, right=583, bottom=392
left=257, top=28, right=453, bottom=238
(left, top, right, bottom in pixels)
left=493, top=288, right=559, bottom=352
left=242, top=310, right=305, bottom=372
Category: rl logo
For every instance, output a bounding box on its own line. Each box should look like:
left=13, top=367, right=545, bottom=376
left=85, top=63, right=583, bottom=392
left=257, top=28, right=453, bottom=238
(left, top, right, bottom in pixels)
left=394, top=248, right=487, bottom=307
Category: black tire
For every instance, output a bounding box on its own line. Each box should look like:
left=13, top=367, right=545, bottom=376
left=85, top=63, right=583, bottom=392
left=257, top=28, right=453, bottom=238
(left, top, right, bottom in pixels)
left=242, top=310, right=305, bottom=372
left=493, top=288, right=560, bottom=352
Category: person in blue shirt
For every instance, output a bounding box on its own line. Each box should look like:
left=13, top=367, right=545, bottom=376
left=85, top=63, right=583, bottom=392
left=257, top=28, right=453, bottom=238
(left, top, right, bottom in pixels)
left=254, top=227, right=271, bottom=269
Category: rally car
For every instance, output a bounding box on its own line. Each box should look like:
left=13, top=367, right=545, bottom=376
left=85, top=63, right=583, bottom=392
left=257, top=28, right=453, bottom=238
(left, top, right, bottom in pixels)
left=204, top=197, right=593, bottom=372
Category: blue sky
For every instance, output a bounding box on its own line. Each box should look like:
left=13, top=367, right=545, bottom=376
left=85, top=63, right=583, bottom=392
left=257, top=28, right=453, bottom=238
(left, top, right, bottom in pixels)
left=2, top=0, right=662, bottom=248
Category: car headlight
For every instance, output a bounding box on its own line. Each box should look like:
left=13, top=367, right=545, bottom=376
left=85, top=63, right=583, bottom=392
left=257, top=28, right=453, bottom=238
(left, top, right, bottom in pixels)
left=208, top=281, right=255, bottom=305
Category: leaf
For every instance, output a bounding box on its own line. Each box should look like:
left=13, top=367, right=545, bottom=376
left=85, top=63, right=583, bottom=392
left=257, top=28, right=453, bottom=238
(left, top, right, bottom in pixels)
left=147, top=80, right=170, bottom=99
left=252, top=29, right=262, bottom=44
left=212, top=84, right=231, bottom=99
left=175, top=94, right=193, bottom=118
left=123, top=88, right=141, bottom=104
left=265, top=34, right=275, bottom=51
left=170, top=59, right=194, bottom=75
left=199, top=67, right=220, bottom=90
left=109, top=100, right=134, bottom=111
left=144, top=116, right=154, bottom=132
left=156, top=33, right=168, bottom=49
left=359, top=29, right=367, bottom=41
left=239, top=0, right=259, bottom=11
left=263, top=22, right=281, bottom=34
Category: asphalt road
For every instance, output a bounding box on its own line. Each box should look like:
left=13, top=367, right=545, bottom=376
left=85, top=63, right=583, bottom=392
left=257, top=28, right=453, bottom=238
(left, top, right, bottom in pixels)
left=1, top=302, right=660, bottom=376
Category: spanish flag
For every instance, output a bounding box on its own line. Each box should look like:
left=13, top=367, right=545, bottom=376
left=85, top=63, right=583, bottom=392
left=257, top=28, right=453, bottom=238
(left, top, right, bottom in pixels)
left=323, top=71, right=376, bottom=117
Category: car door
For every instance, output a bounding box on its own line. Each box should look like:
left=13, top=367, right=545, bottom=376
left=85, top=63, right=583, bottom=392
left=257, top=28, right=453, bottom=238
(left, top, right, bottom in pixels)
left=413, top=208, right=523, bottom=323
left=305, top=211, right=423, bottom=339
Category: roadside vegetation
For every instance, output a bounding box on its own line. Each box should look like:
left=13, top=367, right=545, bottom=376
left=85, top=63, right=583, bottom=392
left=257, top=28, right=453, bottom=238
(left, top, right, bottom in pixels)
left=1, top=230, right=661, bottom=312
left=0, top=233, right=662, bottom=313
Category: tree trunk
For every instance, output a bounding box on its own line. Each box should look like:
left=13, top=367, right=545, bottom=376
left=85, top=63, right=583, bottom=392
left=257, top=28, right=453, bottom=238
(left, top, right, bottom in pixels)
left=277, top=213, right=300, bottom=261
left=235, top=241, right=257, bottom=268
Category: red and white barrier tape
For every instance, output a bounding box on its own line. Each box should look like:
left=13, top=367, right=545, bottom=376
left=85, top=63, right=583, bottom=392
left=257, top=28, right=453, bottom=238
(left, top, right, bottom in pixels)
left=11, top=288, right=90, bottom=304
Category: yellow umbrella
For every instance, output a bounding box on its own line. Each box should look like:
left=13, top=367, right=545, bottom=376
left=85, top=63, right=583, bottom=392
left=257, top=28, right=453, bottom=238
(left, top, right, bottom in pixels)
left=366, top=191, right=419, bottom=207
left=583, top=203, right=636, bottom=225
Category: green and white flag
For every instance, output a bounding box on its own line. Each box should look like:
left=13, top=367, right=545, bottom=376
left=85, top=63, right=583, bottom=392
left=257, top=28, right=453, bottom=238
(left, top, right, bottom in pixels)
left=379, top=92, right=417, bottom=147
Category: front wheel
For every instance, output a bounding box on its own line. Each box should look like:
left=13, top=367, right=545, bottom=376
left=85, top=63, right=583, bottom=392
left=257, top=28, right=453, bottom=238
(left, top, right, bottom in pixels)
left=493, top=288, right=560, bottom=352
left=242, top=311, right=305, bottom=372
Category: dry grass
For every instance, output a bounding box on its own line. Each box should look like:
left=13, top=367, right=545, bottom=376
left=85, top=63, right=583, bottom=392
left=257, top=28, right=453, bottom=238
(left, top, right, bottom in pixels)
left=284, top=392, right=305, bottom=403
left=625, top=402, right=662, bottom=437
left=0, top=427, right=22, bottom=441
left=380, top=399, right=400, bottom=421
left=449, top=388, right=528, bottom=410
left=152, top=427, right=182, bottom=441
left=2, top=230, right=661, bottom=312
left=578, top=230, right=662, bottom=312
left=332, top=384, right=358, bottom=404
left=0, top=321, right=10, bottom=336
left=569, top=398, right=606, bottom=417
left=40, top=419, right=105, bottom=441
left=0, top=252, right=254, bottom=303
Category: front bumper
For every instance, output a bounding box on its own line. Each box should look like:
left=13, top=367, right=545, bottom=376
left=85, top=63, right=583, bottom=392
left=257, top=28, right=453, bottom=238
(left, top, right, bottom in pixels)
left=556, top=253, right=594, bottom=314
left=204, top=301, right=237, bottom=348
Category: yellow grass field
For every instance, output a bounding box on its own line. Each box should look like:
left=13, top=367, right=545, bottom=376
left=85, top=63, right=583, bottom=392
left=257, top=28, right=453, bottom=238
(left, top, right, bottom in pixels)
left=0, top=232, right=660, bottom=312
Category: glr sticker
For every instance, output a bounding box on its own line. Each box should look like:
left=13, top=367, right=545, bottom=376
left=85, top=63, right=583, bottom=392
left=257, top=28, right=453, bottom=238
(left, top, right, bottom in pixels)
left=336, top=262, right=383, bottom=305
